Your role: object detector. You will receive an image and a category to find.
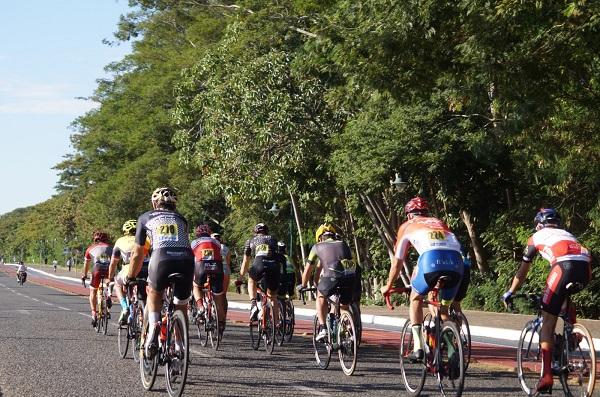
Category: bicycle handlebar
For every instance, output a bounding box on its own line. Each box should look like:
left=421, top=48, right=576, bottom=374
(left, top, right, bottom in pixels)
left=504, top=292, right=541, bottom=312
left=383, top=287, right=411, bottom=310
left=81, top=276, right=87, bottom=288
left=298, top=286, right=317, bottom=305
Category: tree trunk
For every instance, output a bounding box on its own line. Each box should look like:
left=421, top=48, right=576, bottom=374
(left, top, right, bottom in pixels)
left=459, top=209, right=489, bottom=272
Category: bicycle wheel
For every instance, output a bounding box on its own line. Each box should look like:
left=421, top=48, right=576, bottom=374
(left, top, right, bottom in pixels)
left=118, top=324, right=130, bottom=358
left=452, top=310, right=471, bottom=371
left=132, top=301, right=144, bottom=363
left=165, top=309, right=189, bottom=397
left=312, top=315, right=331, bottom=369
left=338, top=309, right=358, bottom=375
left=250, top=306, right=260, bottom=350
left=102, top=302, right=109, bottom=335
left=437, top=321, right=465, bottom=397
left=284, top=299, right=295, bottom=342
left=517, top=319, right=543, bottom=395
left=349, top=302, right=362, bottom=348
left=196, top=304, right=208, bottom=348
left=263, top=301, right=276, bottom=355
left=560, top=323, right=596, bottom=397
left=140, top=314, right=158, bottom=390
left=399, top=320, right=426, bottom=396
left=207, top=299, right=220, bottom=351
left=275, top=299, right=285, bottom=347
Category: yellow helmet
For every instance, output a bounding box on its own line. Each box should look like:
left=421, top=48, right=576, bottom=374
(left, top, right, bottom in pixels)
left=315, top=223, right=336, bottom=242
left=122, top=219, right=137, bottom=235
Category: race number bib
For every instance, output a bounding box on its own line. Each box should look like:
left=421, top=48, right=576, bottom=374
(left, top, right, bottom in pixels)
left=157, top=224, right=179, bottom=243
left=255, top=243, right=270, bottom=256
left=201, top=248, right=215, bottom=260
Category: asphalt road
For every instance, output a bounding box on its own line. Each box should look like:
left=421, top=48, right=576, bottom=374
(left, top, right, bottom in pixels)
left=0, top=270, right=593, bottom=397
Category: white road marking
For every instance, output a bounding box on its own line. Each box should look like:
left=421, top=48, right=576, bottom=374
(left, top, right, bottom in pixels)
left=57, top=306, right=71, bottom=311
left=292, top=385, right=332, bottom=396
left=17, top=309, right=30, bottom=315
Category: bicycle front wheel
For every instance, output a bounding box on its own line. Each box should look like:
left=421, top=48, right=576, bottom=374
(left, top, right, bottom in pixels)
left=140, top=314, right=158, bottom=390
left=437, top=321, right=465, bottom=397
left=517, top=319, right=542, bottom=395
left=338, top=309, right=358, bottom=376
left=312, top=315, right=331, bottom=369
left=102, top=303, right=109, bottom=335
left=165, top=309, right=189, bottom=397
left=263, top=301, right=276, bottom=355
left=250, top=311, right=260, bottom=351
left=349, top=302, right=362, bottom=348
left=118, top=324, right=130, bottom=358
left=399, top=320, right=426, bottom=396
left=207, top=299, right=220, bottom=351
left=284, top=299, right=295, bottom=342
left=275, top=299, right=285, bottom=347
left=452, top=310, right=471, bottom=371
left=132, top=301, right=144, bottom=363
left=560, top=323, right=596, bottom=397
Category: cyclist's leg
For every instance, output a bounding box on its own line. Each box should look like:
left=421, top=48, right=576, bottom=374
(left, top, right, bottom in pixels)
left=192, top=261, right=206, bottom=313
left=145, top=259, right=168, bottom=355
left=89, top=266, right=102, bottom=316
left=210, top=269, right=226, bottom=321
left=248, top=261, right=264, bottom=318
left=316, top=277, right=336, bottom=328
left=115, top=271, right=129, bottom=322
left=265, top=261, right=280, bottom=322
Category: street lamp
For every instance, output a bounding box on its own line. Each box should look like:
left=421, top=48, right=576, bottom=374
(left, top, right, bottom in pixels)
left=390, top=173, right=408, bottom=192
left=268, top=203, right=281, bottom=217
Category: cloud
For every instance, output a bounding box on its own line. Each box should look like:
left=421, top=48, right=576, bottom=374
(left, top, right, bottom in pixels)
left=0, top=79, right=97, bottom=115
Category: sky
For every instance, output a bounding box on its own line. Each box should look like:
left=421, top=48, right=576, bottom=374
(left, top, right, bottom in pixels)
left=0, top=0, right=132, bottom=215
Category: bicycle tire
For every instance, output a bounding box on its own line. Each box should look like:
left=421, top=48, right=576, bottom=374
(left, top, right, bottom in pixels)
left=140, top=313, right=158, bottom=390
left=284, top=299, right=295, bottom=342
left=207, top=299, right=220, bottom=351
left=312, top=315, right=331, bottom=369
left=437, top=321, right=465, bottom=397
left=452, top=310, right=471, bottom=371
left=196, top=301, right=208, bottom=348
left=517, top=319, right=543, bottom=395
left=399, top=320, right=426, bottom=396
left=132, top=300, right=144, bottom=363
left=165, top=309, right=189, bottom=397
left=338, top=309, right=358, bottom=375
left=349, top=302, right=362, bottom=348
left=103, top=301, right=109, bottom=335
left=560, top=323, right=596, bottom=397
left=96, top=298, right=103, bottom=334
left=263, top=300, right=276, bottom=355
left=118, top=324, right=130, bottom=358
left=250, top=304, right=260, bottom=350
left=275, top=299, right=285, bottom=347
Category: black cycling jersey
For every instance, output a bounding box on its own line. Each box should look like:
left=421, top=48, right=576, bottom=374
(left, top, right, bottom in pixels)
left=307, top=239, right=352, bottom=278
left=243, top=234, right=278, bottom=260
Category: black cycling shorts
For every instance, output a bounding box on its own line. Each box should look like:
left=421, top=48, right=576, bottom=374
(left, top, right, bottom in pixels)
left=542, top=260, right=591, bottom=316
left=147, top=258, right=194, bottom=303
left=249, top=258, right=280, bottom=292
left=194, top=260, right=224, bottom=294
left=278, top=272, right=296, bottom=297
left=318, top=271, right=356, bottom=305
left=453, top=265, right=471, bottom=302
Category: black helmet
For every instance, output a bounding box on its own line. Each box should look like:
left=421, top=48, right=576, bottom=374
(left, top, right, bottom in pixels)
left=534, top=208, right=561, bottom=229
left=253, top=223, right=268, bottom=235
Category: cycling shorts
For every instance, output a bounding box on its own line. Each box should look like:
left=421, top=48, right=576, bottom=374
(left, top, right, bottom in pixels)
left=542, top=260, right=591, bottom=316
left=115, top=264, right=148, bottom=287
left=278, top=272, right=296, bottom=297
left=318, top=270, right=356, bottom=305
left=90, top=264, right=109, bottom=289
left=453, top=265, right=471, bottom=302
left=147, top=258, right=194, bottom=304
left=194, top=260, right=224, bottom=295
left=411, top=249, right=464, bottom=302
left=249, top=258, right=280, bottom=292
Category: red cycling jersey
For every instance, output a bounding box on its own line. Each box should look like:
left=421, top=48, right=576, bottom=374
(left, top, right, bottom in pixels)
left=523, top=227, right=591, bottom=265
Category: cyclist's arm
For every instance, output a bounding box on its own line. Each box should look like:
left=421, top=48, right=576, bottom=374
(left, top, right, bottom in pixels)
left=82, top=257, right=91, bottom=277
left=301, top=261, right=315, bottom=287
left=108, top=249, right=121, bottom=280
left=128, top=244, right=145, bottom=279
left=507, top=260, right=531, bottom=295
left=382, top=256, right=406, bottom=295
left=239, top=254, right=250, bottom=278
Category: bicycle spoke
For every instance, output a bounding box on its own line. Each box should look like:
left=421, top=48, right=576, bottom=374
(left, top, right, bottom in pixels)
left=312, top=315, right=331, bottom=369
left=560, top=324, right=596, bottom=397
left=338, top=310, right=358, bottom=376
left=437, top=322, right=465, bottom=397
left=517, top=319, right=542, bottom=395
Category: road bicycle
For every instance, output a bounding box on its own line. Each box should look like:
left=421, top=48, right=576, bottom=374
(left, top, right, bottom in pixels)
left=118, top=278, right=146, bottom=361
left=82, top=273, right=112, bottom=335
left=275, top=292, right=295, bottom=346
left=299, top=283, right=359, bottom=376
left=385, top=279, right=465, bottom=397
left=189, top=274, right=221, bottom=351
left=506, top=283, right=596, bottom=397
left=424, top=303, right=471, bottom=371
left=140, top=273, right=190, bottom=397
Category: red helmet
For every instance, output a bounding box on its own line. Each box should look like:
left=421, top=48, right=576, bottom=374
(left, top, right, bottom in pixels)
left=195, top=224, right=212, bottom=237
left=404, top=197, right=429, bottom=216
left=93, top=231, right=110, bottom=243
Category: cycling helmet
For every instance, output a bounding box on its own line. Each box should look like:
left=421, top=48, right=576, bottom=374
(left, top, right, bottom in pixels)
left=404, top=196, right=429, bottom=216
left=211, top=233, right=221, bottom=242
left=122, top=219, right=137, bottom=235
left=277, top=241, right=286, bottom=254
left=315, top=223, right=336, bottom=242
left=253, top=223, right=268, bottom=235
left=151, top=187, right=177, bottom=206
left=534, top=208, right=561, bottom=229
left=195, top=224, right=212, bottom=237
left=93, top=231, right=110, bottom=243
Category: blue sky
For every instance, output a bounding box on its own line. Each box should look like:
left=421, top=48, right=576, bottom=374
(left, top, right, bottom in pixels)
left=0, top=0, right=132, bottom=215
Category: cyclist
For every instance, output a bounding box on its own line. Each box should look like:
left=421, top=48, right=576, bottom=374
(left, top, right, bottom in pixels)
left=451, top=250, right=472, bottom=315
left=238, top=223, right=280, bottom=323
left=277, top=242, right=296, bottom=299
left=300, top=223, right=355, bottom=342
left=126, top=187, right=194, bottom=359
left=192, top=224, right=226, bottom=334
left=211, top=232, right=232, bottom=296
left=81, top=231, right=113, bottom=327
left=16, top=261, right=27, bottom=283
left=502, top=208, right=592, bottom=394
left=380, top=197, right=464, bottom=361
left=109, top=219, right=150, bottom=325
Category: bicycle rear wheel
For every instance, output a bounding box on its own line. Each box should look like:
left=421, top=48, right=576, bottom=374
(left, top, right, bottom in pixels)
left=118, top=324, right=130, bottom=358
left=103, top=303, right=109, bottom=335
left=207, top=299, right=220, bottom=351
left=95, top=299, right=103, bottom=333
left=140, top=314, right=158, bottom=390
left=560, top=323, right=596, bottom=397
left=517, top=319, right=542, bottom=395
left=312, top=315, right=331, bottom=369
left=452, top=310, right=471, bottom=371
left=250, top=306, right=260, bottom=350
left=132, top=301, right=144, bottom=363
left=275, top=299, right=285, bottom=347
left=196, top=303, right=208, bottom=347
left=284, top=299, right=294, bottom=342
left=399, top=320, right=426, bottom=396
left=165, top=309, right=189, bottom=397
left=338, top=309, right=358, bottom=375
left=263, top=301, right=275, bottom=355
left=349, top=302, right=362, bottom=348
left=437, top=321, right=465, bottom=397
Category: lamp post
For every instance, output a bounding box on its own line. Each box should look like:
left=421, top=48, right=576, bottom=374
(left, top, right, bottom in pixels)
left=268, top=203, right=281, bottom=217
left=390, top=173, right=408, bottom=193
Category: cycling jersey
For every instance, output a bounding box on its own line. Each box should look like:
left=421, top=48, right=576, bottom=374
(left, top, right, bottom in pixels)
left=85, top=242, right=113, bottom=289
left=113, top=236, right=150, bottom=284
left=394, top=217, right=461, bottom=258
left=523, top=227, right=591, bottom=265
left=191, top=236, right=224, bottom=294
left=307, top=239, right=353, bottom=278
left=135, top=209, right=193, bottom=301
left=244, top=235, right=278, bottom=259
left=245, top=234, right=279, bottom=291
left=221, top=243, right=231, bottom=276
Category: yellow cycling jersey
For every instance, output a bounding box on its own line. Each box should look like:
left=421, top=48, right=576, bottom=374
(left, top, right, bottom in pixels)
left=113, top=236, right=150, bottom=274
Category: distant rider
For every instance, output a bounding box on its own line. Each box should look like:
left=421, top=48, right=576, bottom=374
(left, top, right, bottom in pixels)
left=81, top=231, right=113, bottom=327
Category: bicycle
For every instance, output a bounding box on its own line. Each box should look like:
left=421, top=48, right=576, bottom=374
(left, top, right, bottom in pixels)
left=118, top=278, right=146, bottom=360
left=83, top=273, right=111, bottom=335
left=140, top=273, right=190, bottom=397
left=190, top=275, right=221, bottom=351
left=385, top=280, right=465, bottom=397
left=505, top=283, right=596, bottom=397
left=423, top=303, right=471, bottom=371
left=299, top=285, right=358, bottom=376
left=275, top=292, right=295, bottom=346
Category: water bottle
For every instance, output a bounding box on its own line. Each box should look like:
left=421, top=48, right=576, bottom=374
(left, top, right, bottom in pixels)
left=128, top=303, right=134, bottom=323
left=160, top=315, right=167, bottom=345
left=329, top=313, right=336, bottom=343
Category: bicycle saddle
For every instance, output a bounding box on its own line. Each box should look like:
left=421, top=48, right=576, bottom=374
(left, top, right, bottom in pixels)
left=168, top=273, right=186, bottom=282
left=565, top=282, right=584, bottom=293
